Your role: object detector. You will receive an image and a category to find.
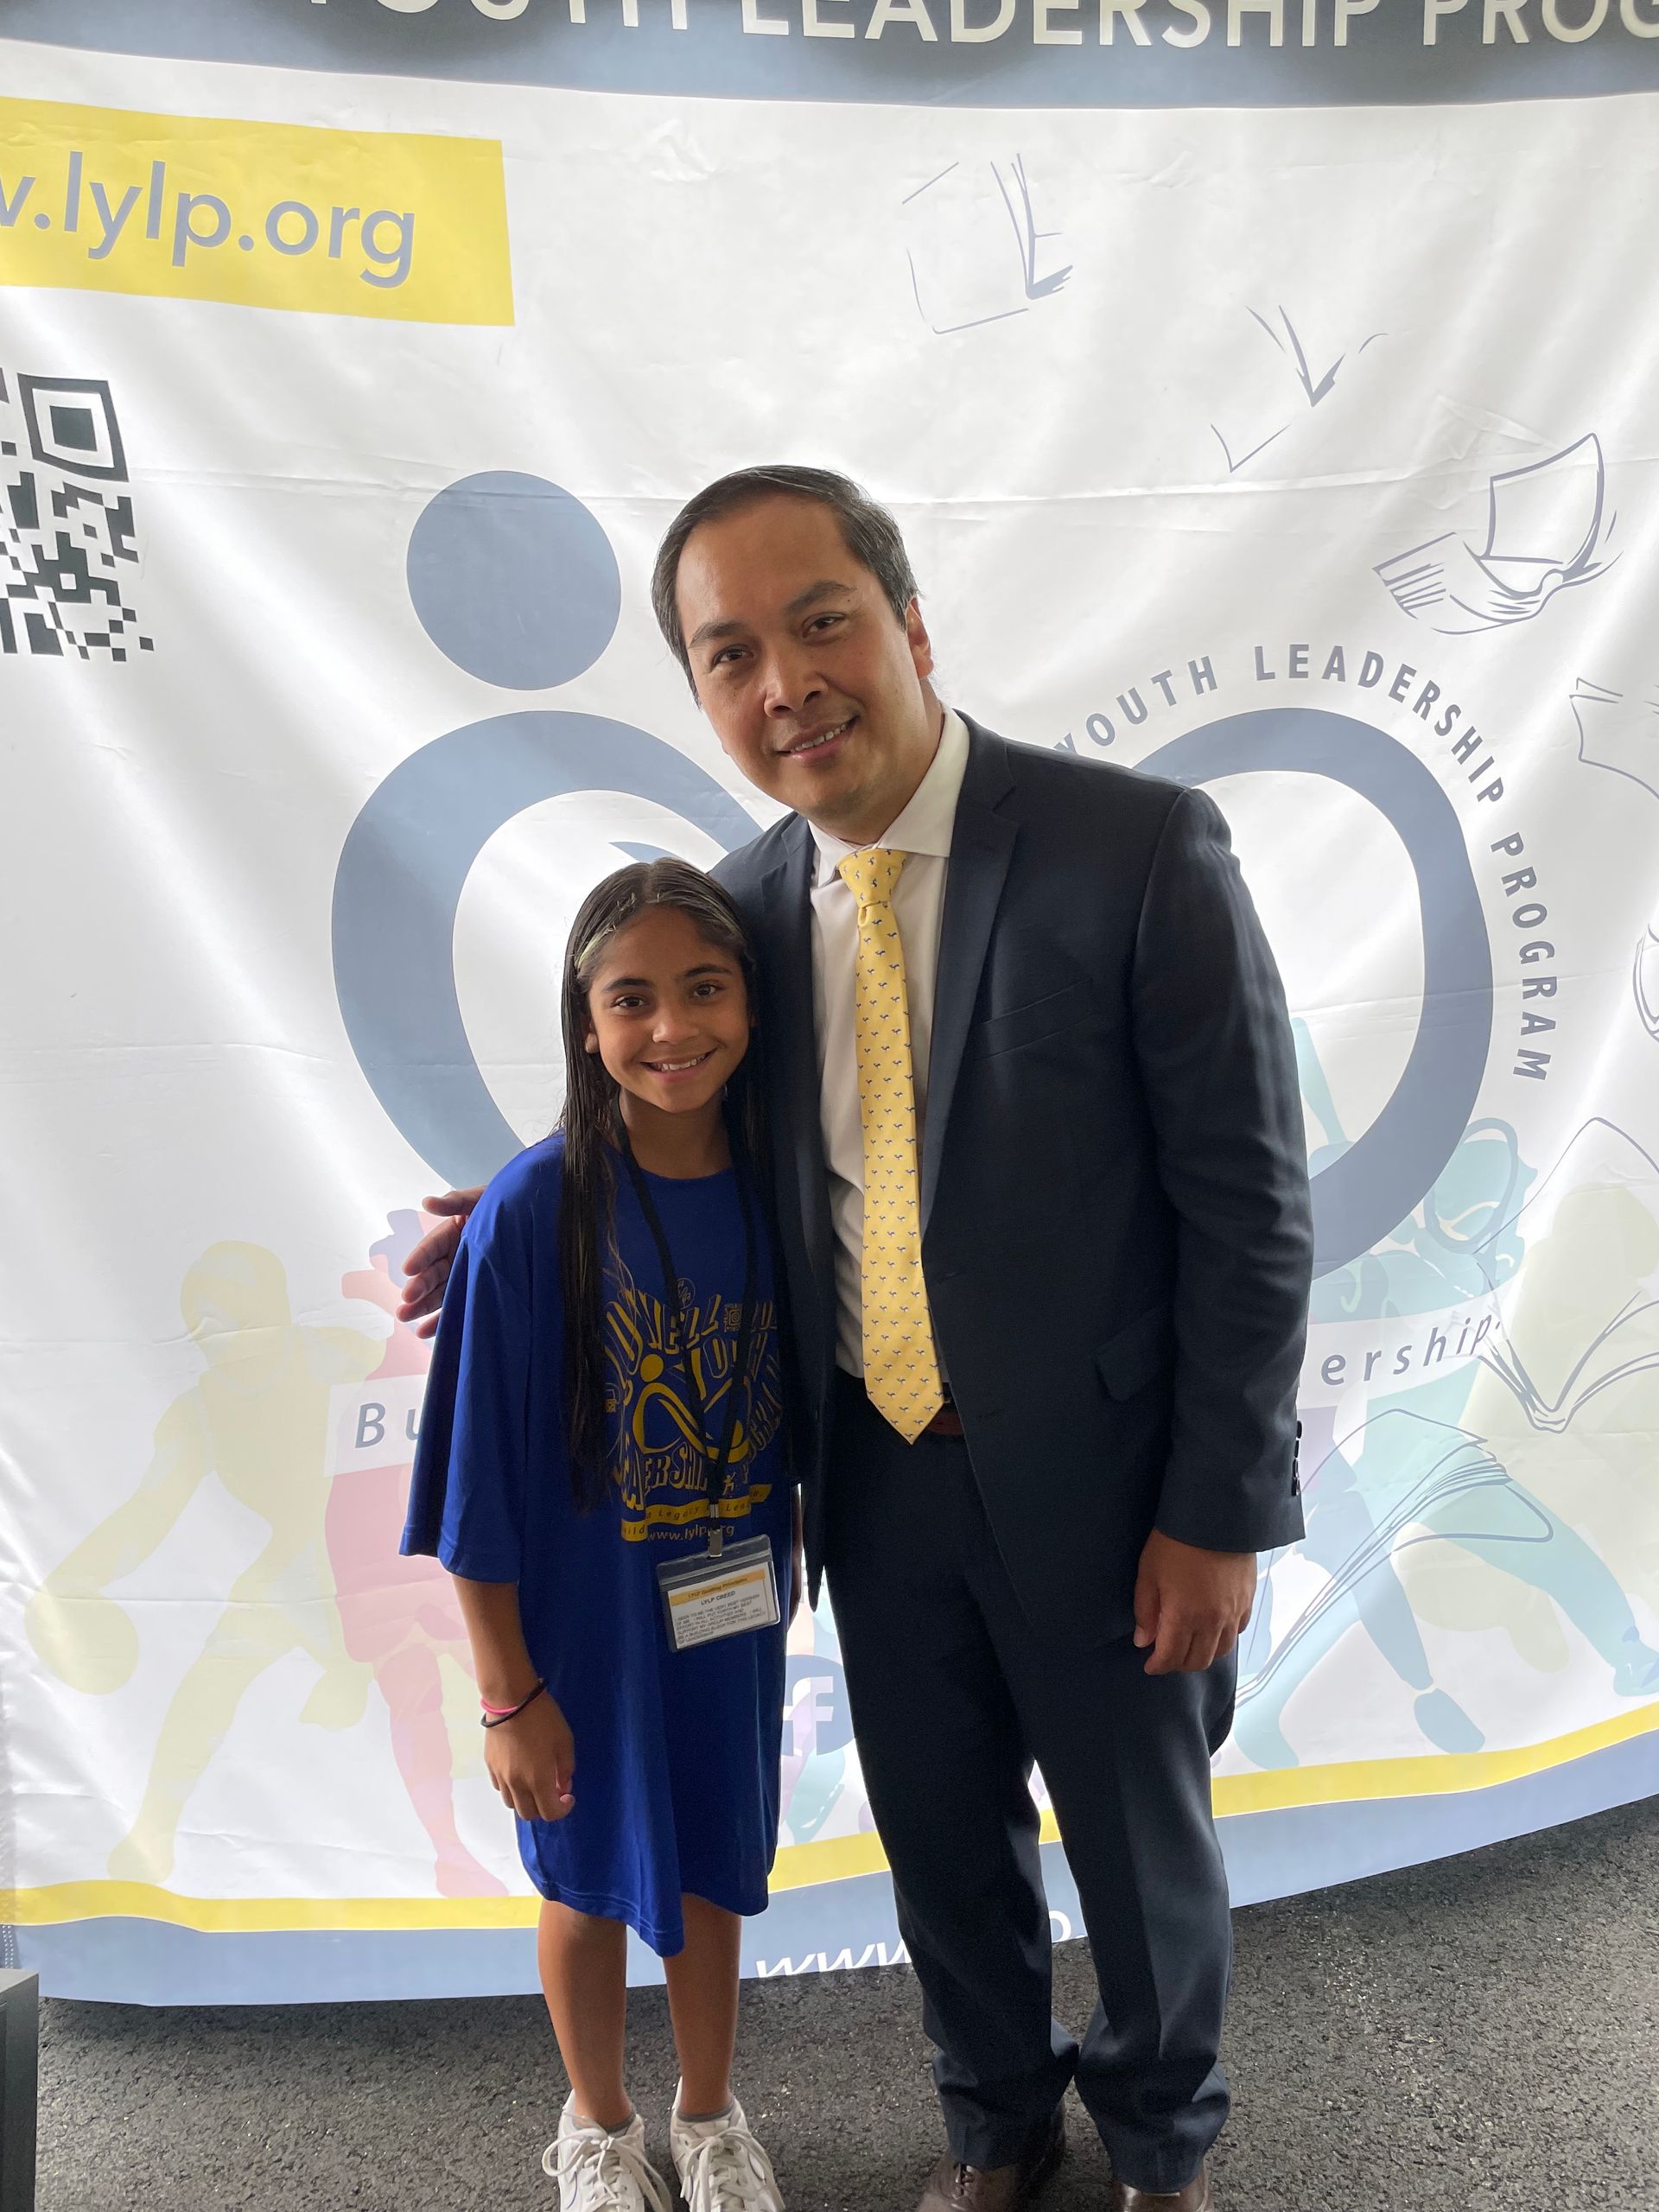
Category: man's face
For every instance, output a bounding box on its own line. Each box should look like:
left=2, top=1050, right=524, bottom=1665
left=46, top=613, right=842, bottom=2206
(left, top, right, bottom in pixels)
left=674, top=494, right=940, bottom=841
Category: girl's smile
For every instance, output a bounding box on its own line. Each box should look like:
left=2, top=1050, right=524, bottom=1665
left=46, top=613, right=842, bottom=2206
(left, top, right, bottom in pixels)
left=640, top=1047, right=719, bottom=1079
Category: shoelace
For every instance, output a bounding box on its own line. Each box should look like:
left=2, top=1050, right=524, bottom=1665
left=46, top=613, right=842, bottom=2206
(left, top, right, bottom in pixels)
left=543, top=2125, right=675, bottom=2211
left=678, top=2119, right=783, bottom=2211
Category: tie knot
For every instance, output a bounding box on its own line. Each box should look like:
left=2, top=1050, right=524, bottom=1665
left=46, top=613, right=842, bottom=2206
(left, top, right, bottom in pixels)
left=838, top=846, right=906, bottom=909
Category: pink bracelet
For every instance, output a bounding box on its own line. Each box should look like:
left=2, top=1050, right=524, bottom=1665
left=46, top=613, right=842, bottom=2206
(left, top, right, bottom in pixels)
left=480, top=1682, right=547, bottom=1730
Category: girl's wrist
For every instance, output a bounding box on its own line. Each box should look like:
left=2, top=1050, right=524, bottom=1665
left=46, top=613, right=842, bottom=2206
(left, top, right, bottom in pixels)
left=480, top=1681, right=547, bottom=1729
left=478, top=1673, right=541, bottom=1712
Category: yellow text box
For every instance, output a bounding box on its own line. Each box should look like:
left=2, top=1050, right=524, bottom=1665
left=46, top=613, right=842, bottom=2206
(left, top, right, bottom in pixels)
left=0, top=97, right=512, bottom=326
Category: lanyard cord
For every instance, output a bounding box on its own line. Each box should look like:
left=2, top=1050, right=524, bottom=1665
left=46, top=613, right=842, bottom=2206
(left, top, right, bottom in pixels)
left=618, top=1129, right=760, bottom=1527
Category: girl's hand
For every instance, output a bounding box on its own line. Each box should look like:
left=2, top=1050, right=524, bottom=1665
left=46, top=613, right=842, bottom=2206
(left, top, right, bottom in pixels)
left=484, top=1692, right=576, bottom=1821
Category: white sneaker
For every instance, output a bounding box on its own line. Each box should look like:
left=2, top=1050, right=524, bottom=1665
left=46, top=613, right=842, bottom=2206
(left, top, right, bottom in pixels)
left=543, top=2097, right=675, bottom=2211
left=670, top=2090, right=784, bottom=2212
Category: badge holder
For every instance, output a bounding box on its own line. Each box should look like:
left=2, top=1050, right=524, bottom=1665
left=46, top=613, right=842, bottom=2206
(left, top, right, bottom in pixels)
left=657, top=1529, right=781, bottom=1654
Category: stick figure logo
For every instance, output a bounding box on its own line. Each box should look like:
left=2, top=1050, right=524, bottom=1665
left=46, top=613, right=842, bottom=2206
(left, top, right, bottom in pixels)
left=334, top=471, right=755, bottom=1185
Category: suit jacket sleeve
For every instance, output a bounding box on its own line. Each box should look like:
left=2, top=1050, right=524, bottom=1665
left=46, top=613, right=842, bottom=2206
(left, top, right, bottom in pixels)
left=1131, top=785, right=1313, bottom=1553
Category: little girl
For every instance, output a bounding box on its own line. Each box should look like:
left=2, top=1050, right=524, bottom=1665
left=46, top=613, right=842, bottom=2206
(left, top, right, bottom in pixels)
left=403, top=860, right=794, bottom=2212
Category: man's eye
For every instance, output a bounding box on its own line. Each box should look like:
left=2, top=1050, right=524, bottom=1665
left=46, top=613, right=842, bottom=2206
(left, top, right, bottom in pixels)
left=710, top=645, right=746, bottom=668
left=808, top=614, right=844, bottom=634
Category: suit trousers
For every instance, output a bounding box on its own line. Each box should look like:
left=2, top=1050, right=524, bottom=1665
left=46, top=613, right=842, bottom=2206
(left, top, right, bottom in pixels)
left=823, top=1373, right=1237, bottom=2193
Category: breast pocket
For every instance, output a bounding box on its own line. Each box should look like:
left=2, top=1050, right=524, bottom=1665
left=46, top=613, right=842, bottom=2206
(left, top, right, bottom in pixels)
left=975, top=979, right=1093, bottom=1058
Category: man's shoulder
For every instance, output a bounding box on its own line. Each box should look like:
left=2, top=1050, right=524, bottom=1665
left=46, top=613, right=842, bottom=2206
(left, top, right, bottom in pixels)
left=969, top=718, right=1192, bottom=839
left=712, top=812, right=799, bottom=907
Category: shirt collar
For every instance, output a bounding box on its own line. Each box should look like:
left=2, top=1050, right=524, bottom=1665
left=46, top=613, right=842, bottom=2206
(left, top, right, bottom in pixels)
left=810, top=708, right=970, bottom=887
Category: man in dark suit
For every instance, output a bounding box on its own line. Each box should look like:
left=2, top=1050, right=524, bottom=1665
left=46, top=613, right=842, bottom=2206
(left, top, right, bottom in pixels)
left=403, top=467, right=1312, bottom=2211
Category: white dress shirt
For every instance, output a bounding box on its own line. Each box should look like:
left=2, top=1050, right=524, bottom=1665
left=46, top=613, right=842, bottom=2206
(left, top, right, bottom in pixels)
left=810, top=707, right=971, bottom=1376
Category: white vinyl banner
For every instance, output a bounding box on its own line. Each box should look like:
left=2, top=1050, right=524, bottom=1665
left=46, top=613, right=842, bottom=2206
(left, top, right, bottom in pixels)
left=3, top=0, right=1659, bottom=2003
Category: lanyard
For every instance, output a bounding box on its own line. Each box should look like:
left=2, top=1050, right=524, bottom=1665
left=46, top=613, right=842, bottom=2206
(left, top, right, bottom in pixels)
left=618, top=1134, right=760, bottom=1553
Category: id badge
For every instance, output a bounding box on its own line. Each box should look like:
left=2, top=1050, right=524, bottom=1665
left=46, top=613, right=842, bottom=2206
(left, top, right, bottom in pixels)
left=656, top=1535, right=781, bottom=1653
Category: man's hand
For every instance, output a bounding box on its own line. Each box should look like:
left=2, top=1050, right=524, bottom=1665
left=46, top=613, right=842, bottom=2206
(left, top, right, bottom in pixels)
left=483, top=1691, right=576, bottom=1822
left=1133, top=1529, right=1256, bottom=1675
left=397, top=1190, right=483, bottom=1338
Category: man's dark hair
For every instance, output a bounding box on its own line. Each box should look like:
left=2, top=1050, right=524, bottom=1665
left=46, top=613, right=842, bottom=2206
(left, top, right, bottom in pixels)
left=651, top=464, right=919, bottom=692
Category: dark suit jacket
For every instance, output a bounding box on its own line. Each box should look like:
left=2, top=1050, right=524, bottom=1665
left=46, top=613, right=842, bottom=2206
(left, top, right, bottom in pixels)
left=715, top=715, right=1313, bottom=1649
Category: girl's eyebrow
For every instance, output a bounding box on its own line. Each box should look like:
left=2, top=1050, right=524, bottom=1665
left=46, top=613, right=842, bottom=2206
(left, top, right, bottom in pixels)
left=595, top=960, right=736, bottom=991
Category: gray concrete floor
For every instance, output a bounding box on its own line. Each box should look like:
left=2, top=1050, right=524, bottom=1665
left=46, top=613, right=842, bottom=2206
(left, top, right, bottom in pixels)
left=38, top=1794, right=1659, bottom=2210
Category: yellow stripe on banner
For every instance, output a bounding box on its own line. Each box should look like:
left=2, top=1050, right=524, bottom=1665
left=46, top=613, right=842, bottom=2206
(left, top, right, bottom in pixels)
left=770, top=1830, right=895, bottom=1892
left=7, top=1700, right=1657, bottom=1931
left=1209, top=1694, right=1659, bottom=1816
left=0, top=98, right=512, bottom=325
left=3, top=1885, right=544, bottom=1934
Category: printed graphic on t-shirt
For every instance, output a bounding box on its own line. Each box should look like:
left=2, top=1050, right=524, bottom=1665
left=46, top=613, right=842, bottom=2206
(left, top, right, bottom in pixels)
left=603, top=1255, right=781, bottom=1543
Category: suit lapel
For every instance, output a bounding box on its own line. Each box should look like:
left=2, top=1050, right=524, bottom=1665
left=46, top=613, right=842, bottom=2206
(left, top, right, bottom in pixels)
left=921, top=723, right=1017, bottom=1232
left=758, top=819, right=836, bottom=1347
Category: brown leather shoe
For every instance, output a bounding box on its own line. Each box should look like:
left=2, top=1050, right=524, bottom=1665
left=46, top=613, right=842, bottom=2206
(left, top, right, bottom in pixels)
left=915, top=2107, right=1065, bottom=2209
left=1109, top=2163, right=1214, bottom=2209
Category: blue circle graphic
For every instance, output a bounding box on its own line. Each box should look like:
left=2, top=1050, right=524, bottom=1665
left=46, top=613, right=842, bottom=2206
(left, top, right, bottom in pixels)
left=333, top=712, right=759, bottom=1187
left=406, top=473, right=621, bottom=691
left=334, top=682, right=1492, bottom=1272
left=1140, top=709, right=1494, bottom=1274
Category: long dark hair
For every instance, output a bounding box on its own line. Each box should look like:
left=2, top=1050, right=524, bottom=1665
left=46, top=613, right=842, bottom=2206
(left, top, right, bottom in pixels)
left=557, top=859, right=769, bottom=1508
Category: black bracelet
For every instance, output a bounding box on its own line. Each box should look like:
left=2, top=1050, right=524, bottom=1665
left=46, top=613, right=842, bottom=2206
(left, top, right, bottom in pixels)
left=480, top=1681, right=547, bottom=1729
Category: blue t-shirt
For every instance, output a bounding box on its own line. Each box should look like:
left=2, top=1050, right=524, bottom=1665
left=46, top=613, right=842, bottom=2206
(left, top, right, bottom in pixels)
left=402, top=1133, right=792, bottom=1955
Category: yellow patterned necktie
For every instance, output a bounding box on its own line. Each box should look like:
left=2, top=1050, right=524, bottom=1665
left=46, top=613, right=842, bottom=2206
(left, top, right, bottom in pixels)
left=837, top=847, right=946, bottom=1442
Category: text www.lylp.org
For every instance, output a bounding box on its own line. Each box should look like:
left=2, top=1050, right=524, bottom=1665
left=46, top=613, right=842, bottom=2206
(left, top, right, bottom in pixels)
left=0, top=155, right=416, bottom=288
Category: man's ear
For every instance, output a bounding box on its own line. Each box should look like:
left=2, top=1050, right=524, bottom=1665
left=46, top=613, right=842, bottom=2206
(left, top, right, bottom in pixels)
left=905, top=597, right=934, bottom=683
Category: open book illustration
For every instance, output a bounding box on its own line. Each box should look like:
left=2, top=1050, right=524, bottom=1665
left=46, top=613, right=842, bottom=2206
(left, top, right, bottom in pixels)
left=1572, top=675, right=1659, bottom=806
left=1375, top=434, right=1615, bottom=634
left=903, top=154, right=1071, bottom=337
left=1472, top=1116, right=1659, bottom=1432
left=1210, top=305, right=1385, bottom=477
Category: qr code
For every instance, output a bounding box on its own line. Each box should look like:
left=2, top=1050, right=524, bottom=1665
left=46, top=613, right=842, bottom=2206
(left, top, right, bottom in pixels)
left=0, top=370, right=149, bottom=660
